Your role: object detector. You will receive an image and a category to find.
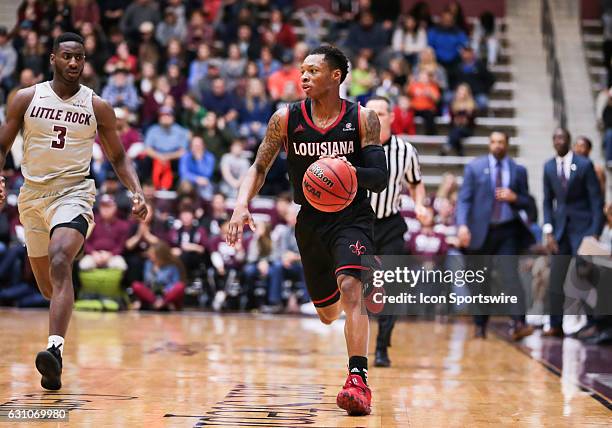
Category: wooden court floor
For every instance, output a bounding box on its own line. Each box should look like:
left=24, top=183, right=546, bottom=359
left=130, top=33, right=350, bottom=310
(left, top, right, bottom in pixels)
left=0, top=309, right=610, bottom=427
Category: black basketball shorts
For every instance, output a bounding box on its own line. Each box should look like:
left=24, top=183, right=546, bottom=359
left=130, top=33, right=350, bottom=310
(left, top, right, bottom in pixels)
left=295, top=198, right=375, bottom=308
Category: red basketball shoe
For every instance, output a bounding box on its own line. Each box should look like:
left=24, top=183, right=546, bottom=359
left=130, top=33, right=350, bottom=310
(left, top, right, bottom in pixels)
left=336, top=374, right=372, bottom=416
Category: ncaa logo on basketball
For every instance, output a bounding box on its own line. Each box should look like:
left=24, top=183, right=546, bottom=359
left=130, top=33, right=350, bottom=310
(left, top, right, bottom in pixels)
left=343, top=122, right=355, bottom=131
left=303, top=180, right=321, bottom=198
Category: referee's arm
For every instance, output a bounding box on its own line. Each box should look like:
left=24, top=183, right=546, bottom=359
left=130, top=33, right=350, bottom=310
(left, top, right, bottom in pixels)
left=405, top=144, right=427, bottom=217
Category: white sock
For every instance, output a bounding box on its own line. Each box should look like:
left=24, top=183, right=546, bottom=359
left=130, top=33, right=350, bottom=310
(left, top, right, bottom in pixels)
left=47, top=335, right=64, bottom=357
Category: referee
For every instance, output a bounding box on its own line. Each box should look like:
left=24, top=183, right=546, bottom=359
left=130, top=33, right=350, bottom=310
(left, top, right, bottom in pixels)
left=365, top=96, right=426, bottom=367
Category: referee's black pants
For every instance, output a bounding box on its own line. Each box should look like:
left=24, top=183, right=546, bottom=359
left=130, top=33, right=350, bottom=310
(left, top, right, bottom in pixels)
left=373, top=214, right=407, bottom=350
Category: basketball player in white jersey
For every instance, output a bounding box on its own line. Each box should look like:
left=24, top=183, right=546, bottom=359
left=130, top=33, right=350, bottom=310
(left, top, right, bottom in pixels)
left=0, top=33, right=147, bottom=390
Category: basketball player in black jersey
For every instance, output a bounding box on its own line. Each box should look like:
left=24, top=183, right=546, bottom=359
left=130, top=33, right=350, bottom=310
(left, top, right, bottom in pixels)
left=227, top=45, right=388, bottom=416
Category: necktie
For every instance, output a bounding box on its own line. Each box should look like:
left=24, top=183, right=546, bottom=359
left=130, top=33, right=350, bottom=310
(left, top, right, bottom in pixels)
left=492, top=160, right=503, bottom=222
left=558, top=160, right=567, bottom=190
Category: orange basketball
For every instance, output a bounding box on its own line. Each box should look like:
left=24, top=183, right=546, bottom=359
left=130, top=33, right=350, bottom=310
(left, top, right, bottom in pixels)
left=302, top=157, right=357, bottom=212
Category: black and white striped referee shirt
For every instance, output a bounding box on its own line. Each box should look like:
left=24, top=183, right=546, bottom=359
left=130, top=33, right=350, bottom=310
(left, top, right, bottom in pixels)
left=370, top=135, right=422, bottom=220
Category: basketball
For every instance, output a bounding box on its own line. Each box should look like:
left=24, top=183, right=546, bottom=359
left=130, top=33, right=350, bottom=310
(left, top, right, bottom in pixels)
left=302, top=157, right=357, bottom=212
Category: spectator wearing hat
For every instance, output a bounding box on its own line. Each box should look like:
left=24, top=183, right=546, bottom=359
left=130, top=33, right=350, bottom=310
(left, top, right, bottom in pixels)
left=267, top=52, right=304, bottom=103
left=0, top=27, right=17, bottom=96
left=453, top=45, right=495, bottom=112
left=179, top=135, right=216, bottom=200
left=101, top=68, right=140, bottom=112
left=144, top=106, right=190, bottom=189
left=120, top=0, right=161, bottom=41
left=156, top=8, right=186, bottom=47
left=137, top=21, right=161, bottom=71
left=79, top=195, right=130, bottom=272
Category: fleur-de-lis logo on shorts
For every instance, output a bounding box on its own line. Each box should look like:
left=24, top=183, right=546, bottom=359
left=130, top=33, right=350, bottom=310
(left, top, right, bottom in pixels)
left=349, top=240, right=366, bottom=256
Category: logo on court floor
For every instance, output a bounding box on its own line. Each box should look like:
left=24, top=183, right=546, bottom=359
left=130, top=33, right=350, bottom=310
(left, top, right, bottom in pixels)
left=350, top=240, right=366, bottom=256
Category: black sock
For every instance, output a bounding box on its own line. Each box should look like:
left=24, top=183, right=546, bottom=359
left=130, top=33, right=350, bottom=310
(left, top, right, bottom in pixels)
left=349, top=356, right=368, bottom=385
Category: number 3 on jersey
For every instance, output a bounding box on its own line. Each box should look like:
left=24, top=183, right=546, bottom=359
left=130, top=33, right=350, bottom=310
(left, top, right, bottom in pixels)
left=51, top=125, right=67, bottom=149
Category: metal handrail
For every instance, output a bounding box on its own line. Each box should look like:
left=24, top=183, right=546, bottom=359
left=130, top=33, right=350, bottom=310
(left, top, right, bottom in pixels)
left=541, top=0, right=567, bottom=129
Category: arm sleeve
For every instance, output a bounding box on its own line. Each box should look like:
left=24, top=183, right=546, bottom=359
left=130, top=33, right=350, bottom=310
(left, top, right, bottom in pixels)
left=355, top=145, right=388, bottom=193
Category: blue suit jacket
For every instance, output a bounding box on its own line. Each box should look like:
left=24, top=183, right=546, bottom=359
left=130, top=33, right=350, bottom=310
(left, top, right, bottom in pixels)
left=456, top=156, right=534, bottom=251
left=543, top=154, right=604, bottom=243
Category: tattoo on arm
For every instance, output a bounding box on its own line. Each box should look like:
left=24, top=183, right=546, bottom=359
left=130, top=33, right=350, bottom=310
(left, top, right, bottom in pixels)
left=254, top=109, right=285, bottom=175
left=361, top=108, right=381, bottom=148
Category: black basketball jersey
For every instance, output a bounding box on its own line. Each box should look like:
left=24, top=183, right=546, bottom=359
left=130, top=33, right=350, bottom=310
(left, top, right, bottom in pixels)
left=286, top=98, right=365, bottom=208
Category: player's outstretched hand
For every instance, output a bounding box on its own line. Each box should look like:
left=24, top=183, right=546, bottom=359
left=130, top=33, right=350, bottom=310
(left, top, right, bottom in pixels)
left=0, top=177, right=5, bottom=209
left=132, top=194, right=148, bottom=221
left=227, top=204, right=256, bottom=247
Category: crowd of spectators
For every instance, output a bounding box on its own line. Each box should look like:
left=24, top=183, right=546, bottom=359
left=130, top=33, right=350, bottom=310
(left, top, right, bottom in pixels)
left=3, top=0, right=607, bottom=331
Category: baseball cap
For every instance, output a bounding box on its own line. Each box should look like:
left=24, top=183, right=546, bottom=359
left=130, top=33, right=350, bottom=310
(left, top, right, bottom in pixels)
left=99, top=194, right=116, bottom=205
left=114, top=107, right=127, bottom=120
left=159, top=106, right=174, bottom=116
left=139, top=21, right=154, bottom=34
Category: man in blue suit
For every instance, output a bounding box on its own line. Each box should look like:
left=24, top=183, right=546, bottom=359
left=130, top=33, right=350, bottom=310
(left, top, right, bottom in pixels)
left=456, top=131, right=535, bottom=339
left=542, top=128, right=604, bottom=337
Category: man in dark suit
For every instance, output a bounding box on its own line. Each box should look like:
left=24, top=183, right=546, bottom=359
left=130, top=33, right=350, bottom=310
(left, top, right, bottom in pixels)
left=542, top=128, right=604, bottom=337
left=456, top=131, right=535, bottom=339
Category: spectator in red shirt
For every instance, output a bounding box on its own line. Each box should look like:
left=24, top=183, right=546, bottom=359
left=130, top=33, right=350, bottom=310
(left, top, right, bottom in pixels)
left=104, top=41, right=138, bottom=76
left=267, top=53, right=305, bottom=103
left=391, top=95, right=416, bottom=135
left=270, top=9, right=297, bottom=49
left=79, top=195, right=131, bottom=271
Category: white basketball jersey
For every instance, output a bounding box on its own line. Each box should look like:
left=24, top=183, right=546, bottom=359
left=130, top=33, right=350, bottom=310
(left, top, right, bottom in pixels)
left=22, top=81, right=97, bottom=184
